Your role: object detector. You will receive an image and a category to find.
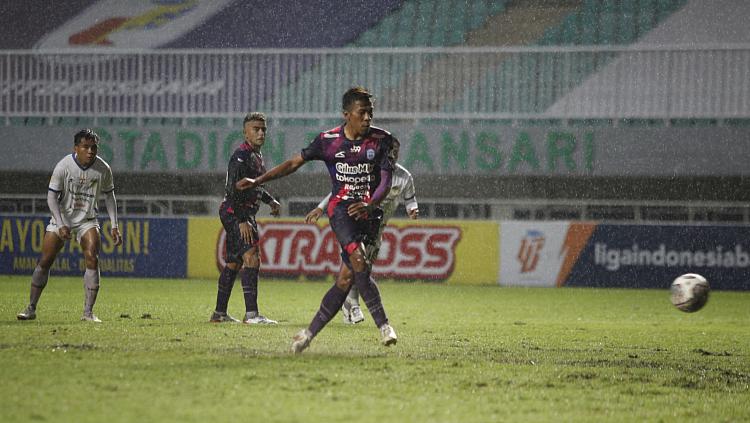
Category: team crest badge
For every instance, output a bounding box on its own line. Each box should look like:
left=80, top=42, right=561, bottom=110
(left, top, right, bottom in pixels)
left=366, top=149, right=375, bottom=160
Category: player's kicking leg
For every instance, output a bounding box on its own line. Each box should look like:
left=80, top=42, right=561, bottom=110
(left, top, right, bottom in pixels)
left=354, top=271, right=397, bottom=346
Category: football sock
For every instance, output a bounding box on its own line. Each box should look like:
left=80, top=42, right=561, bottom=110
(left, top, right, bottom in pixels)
left=308, top=284, right=349, bottom=336
left=354, top=271, right=388, bottom=328
left=29, top=265, right=49, bottom=308
left=240, top=267, right=259, bottom=313
left=346, top=284, right=360, bottom=307
left=83, top=268, right=100, bottom=314
left=215, top=266, right=238, bottom=313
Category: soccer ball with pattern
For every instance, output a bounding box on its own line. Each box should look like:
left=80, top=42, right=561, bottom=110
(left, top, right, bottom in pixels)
left=670, top=273, right=710, bottom=313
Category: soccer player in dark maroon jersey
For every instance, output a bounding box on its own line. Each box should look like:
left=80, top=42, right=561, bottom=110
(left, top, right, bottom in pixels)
left=238, top=87, right=398, bottom=353
left=211, top=112, right=280, bottom=325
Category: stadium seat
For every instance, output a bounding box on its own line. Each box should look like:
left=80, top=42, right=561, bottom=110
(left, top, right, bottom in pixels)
left=451, top=0, right=689, bottom=115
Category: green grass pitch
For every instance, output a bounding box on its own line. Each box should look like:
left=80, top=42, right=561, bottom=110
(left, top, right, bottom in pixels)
left=1, top=275, right=748, bottom=422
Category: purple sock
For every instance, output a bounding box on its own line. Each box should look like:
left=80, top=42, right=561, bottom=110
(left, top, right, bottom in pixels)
left=240, top=267, right=259, bottom=313
left=308, top=284, right=349, bottom=336
left=354, top=271, right=388, bottom=327
left=354, top=271, right=388, bottom=328
left=215, top=266, right=238, bottom=313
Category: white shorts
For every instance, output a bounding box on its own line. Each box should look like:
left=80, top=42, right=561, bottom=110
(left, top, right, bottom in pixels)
left=47, top=219, right=100, bottom=244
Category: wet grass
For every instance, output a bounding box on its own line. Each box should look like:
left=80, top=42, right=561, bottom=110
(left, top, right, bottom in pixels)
left=0, top=276, right=748, bottom=422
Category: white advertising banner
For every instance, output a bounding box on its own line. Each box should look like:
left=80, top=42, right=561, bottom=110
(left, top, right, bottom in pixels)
left=500, top=221, right=571, bottom=287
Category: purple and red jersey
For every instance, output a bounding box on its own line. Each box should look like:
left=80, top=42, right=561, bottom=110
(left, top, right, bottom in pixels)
left=221, top=142, right=276, bottom=221
left=301, top=125, right=395, bottom=215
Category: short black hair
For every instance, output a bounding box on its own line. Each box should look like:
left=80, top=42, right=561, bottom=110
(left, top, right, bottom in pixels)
left=74, top=128, right=99, bottom=146
left=342, top=86, right=373, bottom=112
left=243, top=112, right=266, bottom=125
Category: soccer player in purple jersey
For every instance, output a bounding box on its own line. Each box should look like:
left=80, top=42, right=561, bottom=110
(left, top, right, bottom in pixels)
left=17, top=129, right=122, bottom=323
left=238, top=87, right=398, bottom=353
left=306, top=138, right=419, bottom=325
left=210, top=112, right=281, bottom=325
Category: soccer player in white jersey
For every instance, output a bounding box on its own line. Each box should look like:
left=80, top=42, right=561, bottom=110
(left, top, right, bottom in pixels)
left=17, top=129, right=122, bottom=323
left=305, top=138, right=419, bottom=324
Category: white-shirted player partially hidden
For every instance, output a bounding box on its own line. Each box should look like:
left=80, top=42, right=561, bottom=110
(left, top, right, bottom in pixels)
left=305, top=138, right=419, bottom=324
left=17, top=129, right=122, bottom=323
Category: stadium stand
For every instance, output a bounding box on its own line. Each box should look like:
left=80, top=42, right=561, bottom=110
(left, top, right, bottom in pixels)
left=537, top=0, right=689, bottom=45
left=2, top=1, right=750, bottom=223
left=350, top=0, right=508, bottom=47
left=449, top=0, right=690, bottom=114
left=0, top=0, right=98, bottom=49
left=0, top=0, right=404, bottom=49
left=162, top=0, right=404, bottom=49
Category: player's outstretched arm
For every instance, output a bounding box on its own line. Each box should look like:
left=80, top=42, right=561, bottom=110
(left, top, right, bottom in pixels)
left=236, top=154, right=306, bottom=191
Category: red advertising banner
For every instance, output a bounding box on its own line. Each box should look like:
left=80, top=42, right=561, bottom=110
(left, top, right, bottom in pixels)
left=215, top=221, right=461, bottom=281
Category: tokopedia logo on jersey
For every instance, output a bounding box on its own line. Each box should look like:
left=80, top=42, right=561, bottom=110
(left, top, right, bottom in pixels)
left=335, top=162, right=375, bottom=184
left=594, top=243, right=750, bottom=271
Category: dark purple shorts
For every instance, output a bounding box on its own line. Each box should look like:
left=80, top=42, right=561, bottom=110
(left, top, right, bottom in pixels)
left=329, top=204, right=382, bottom=266
left=219, top=204, right=258, bottom=265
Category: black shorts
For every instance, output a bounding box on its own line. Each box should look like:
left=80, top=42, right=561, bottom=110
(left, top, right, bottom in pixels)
left=330, top=204, right=382, bottom=265
left=220, top=204, right=258, bottom=265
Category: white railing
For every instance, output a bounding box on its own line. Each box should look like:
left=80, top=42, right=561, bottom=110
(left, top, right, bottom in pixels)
left=2, top=45, right=750, bottom=120
left=2, top=194, right=749, bottom=223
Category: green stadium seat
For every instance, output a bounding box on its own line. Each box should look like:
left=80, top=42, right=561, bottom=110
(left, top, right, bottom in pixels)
left=393, top=1, right=417, bottom=46
left=618, top=0, right=637, bottom=42
left=412, top=0, right=435, bottom=46
left=638, top=0, right=656, bottom=35
left=580, top=2, right=599, bottom=45
left=376, top=13, right=398, bottom=47
left=599, top=0, right=617, bottom=45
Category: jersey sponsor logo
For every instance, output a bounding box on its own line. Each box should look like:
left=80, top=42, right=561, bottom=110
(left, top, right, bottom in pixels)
left=335, top=151, right=346, bottom=158
left=335, top=162, right=373, bottom=175
left=517, top=230, right=545, bottom=273
left=215, top=222, right=461, bottom=280
left=335, top=173, right=374, bottom=185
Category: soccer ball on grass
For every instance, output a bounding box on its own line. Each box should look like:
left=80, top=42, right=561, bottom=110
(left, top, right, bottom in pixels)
left=670, top=273, right=710, bottom=313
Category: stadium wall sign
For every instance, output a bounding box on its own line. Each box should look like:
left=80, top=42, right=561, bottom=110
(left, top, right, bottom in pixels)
left=188, top=217, right=498, bottom=284
left=34, top=0, right=235, bottom=49
left=4, top=125, right=750, bottom=176
left=500, top=221, right=750, bottom=290
left=0, top=215, right=187, bottom=278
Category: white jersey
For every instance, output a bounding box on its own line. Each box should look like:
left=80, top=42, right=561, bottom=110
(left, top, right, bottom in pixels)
left=379, top=163, right=418, bottom=223
left=48, top=154, right=114, bottom=227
